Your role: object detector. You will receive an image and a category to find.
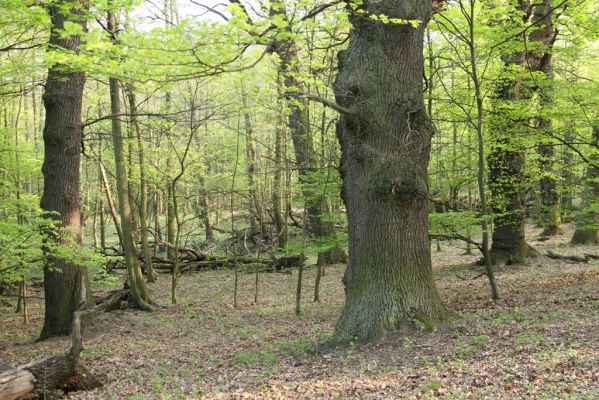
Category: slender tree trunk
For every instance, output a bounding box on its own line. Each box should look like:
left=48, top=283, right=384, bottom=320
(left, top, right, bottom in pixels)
left=465, top=0, right=499, bottom=299
left=16, top=278, right=23, bottom=315
left=154, top=191, right=163, bottom=254
left=99, top=155, right=123, bottom=246
left=166, top=186, right=176, bottom=261
left=99, top=197, right=106, bottom=250
left=126, top=88, right=156, bottom=281
left=272, top=113, right=286, bottom=248
left=199, top=176, right=214, bottom=241
left=39, top=0, right=87, bottom=339
left=560, top=130, right=575, bottom=218
left=107, top=8, right=154, bottom=310
left=92, top=193, right=99, bottom=248
left=295, top=261, right=303, bottom=316
left=332, top=0, right=448, bottom=343
left=241, top=88, right=263, bottom=234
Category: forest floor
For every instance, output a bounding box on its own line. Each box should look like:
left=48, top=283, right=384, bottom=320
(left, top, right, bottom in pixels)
left=1, top=223, right=598, bottom=399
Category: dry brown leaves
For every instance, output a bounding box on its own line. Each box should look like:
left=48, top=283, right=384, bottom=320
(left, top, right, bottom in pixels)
left=0, top=223, right=597, bottom=399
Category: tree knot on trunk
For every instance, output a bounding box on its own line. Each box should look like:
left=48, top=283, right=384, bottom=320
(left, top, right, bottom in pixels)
left=367, top=156, right=428, bottom=203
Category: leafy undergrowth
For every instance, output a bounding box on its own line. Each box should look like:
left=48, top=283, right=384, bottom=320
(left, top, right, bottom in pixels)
left=1, top=224, right=598, bottom=399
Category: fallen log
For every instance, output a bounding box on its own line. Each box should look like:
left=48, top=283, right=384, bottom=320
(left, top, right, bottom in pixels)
left=152, top=254, right=307, bottom=273
left=0, top=369, right=35, bottom=400
left=547, top=250, right=589, bottom=263
left=0, top=289, right=129, bottom=399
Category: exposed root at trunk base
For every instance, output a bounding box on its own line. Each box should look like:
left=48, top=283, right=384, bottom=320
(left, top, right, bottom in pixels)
left=570, top=229, right=599, bottom=245
left=331, top=295, right=452, bottom=346
left=490, top=243, right=538, bottom=265
left=317, top=246, right=348, bottom=267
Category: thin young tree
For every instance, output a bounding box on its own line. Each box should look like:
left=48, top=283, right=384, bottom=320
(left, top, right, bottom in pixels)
left=107, top=6, right=154, bottom=310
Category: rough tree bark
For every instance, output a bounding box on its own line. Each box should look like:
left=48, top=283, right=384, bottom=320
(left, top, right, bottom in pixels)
left=529, top=0, right=561, bottom=236
left=332, top=0, right=448, bottom=343
left=40, top=0, right=88, bottom=339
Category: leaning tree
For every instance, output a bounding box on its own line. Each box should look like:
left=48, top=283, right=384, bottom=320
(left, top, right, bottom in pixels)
left=332, top=0, right=449, bottom=343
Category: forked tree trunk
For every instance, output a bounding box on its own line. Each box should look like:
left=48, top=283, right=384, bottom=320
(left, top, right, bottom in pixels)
left=332, top=0, right=448, bottom=343
left=39, top=0, right=87, bottom=339
left=126, top=88, right=156, bottom=281
left=107, top=8, right=154, bottom=310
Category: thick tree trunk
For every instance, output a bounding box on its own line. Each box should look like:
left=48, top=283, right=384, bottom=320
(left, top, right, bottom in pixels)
left=538, top=139, right=561, bottom=235
left=488, top=2, right=534, bottom=265
left=571, top=125, right=599, bottom=244
left=40, top=0, right=87, bottom=339
left=332, top=0, right=448, bottom=343
left=530, top=1, right=561, bottom=236
left=489, top=0, right=560, bottom=260
left=198, top=176, right=214, bottom=241
left=488, top=136, right=529, bottom=264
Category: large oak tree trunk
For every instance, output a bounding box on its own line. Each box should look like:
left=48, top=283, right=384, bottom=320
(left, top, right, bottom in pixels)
left=530, top=0, right=561, bottom=236
left=489, top=0, right=560, bottom=261
left=332, top=0, right=448, bottom=343
left=488, top=141, right=528, bottom=265
left=40, top=0, right=87, bottom=339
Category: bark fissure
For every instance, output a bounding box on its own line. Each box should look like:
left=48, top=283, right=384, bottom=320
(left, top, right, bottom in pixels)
left=332, top=1, right=448, bottom=343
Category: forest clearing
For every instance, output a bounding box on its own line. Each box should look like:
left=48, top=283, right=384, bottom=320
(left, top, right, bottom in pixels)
left=2, top=225, right=599, bottom=399
left=1, top=0, right=599, bottom=398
